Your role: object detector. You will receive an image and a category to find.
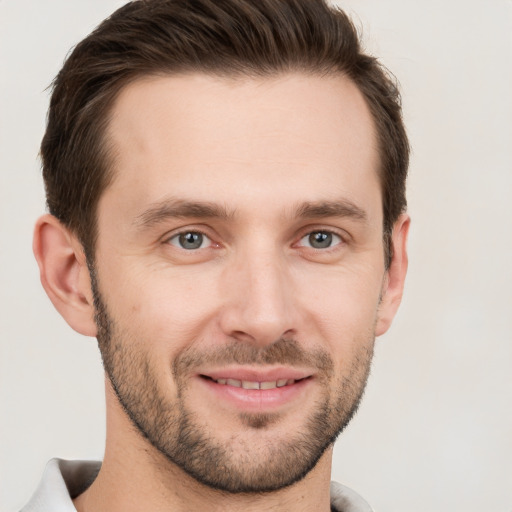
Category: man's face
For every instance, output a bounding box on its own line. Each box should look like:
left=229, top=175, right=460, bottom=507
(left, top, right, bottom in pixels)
left=92, top=73, right=390, bottom=492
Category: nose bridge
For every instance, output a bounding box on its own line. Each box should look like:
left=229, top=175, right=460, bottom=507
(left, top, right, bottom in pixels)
left=219, top=241, right=296, bottom=345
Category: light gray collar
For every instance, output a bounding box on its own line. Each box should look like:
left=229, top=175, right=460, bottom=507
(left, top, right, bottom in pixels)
left=21, top=459, right=101, bottom=512
left=330, top=481, right=373, bottom=512
left=22, top=459, right=373, bottom=512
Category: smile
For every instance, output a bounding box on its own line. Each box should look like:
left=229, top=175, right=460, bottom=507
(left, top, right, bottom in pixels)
left=206, top=377, right=299, bottom=390
left=197, top=372, right=312, bottom=411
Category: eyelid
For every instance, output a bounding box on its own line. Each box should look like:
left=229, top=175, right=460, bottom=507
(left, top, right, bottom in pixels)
left=294, top=225, right=350, bottom=246
left=168, top=232, right=212, bottom=250
left=162, top=225, right=218, bottom=248
left=298, top=231, right=343, bottom=249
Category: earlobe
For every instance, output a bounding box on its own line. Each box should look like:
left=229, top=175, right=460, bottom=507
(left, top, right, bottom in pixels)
left=375, top=214, right=410, bottom=337
left=33, top=214, right=97, bottom=337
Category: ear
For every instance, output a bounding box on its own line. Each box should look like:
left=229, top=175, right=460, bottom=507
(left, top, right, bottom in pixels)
left=33, top=214, right=97, bottom=337
left=375, top=214, right=410, bottom=337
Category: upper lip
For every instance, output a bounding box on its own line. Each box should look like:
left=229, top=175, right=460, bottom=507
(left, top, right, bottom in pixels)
left=198, top=367, right=313, bottom=383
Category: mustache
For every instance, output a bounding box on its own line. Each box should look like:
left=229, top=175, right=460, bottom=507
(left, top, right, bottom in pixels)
left=173, top=338, right=334, bottom=377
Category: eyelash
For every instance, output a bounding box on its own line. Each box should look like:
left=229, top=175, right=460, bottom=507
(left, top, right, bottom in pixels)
left=296, top=230, right=344, bottom=250
left=166, top=229, right=214, bottom=250
left=164, top=227, right=347, bottom=253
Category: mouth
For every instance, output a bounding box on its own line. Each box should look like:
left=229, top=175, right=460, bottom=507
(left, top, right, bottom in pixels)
left=200, top=375, right=306, bottom=390
left=196, top=369, right=313, bottom=412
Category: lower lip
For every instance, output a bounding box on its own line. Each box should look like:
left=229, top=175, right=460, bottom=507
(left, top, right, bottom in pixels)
left=198, top=377, right=311, bottom=412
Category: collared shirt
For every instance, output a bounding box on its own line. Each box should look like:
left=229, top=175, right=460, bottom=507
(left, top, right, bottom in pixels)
left=21, top=459, right=373, bottom=512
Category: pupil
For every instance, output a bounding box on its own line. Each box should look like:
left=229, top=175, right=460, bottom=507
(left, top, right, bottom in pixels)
left=179, top=232, right=202, bottom=249
left=309, top=231, right=331, bottom=249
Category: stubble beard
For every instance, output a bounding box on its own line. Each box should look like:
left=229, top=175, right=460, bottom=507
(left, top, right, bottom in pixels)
left=90, top=270, right=375, bottom=494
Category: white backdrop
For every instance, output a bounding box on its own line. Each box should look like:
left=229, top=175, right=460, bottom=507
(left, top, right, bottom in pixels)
left=1, top=1, right=511, bottom=511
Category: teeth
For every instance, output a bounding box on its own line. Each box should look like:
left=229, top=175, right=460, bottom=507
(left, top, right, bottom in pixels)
left=214, top=378, right=297, bottom=389
left=242, top=381, right=260, bottom=390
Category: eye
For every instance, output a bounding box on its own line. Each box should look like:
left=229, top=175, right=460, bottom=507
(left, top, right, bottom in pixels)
left=299, top=230, right=343, bottom=249
left=168, top=231, right=212, bottom=250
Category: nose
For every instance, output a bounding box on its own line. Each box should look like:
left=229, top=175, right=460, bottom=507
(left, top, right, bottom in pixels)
left=218, top=247, right=298, bottom=347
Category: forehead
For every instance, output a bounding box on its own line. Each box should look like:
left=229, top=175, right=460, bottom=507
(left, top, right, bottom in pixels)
left=102, top=72, right=381, bottom=222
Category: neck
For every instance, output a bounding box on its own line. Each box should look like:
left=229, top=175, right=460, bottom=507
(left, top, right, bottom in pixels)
left=74, top=381, right=334, bottom=512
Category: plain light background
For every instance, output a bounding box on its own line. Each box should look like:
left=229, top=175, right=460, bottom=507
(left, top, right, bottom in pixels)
left=1, top=1, right=511, bottom=511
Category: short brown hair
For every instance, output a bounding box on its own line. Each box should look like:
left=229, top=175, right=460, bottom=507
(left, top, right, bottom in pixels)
left=41, top=0, right=409, bottom=265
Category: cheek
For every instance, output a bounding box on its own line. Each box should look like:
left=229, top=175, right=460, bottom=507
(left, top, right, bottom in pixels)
left=297, top=265, right=383, bottom=349
left=102, top=261, right=223, bottom=350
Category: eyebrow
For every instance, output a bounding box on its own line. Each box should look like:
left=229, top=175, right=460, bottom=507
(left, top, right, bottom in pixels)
left=134, top=197, right=368, bottom=230
left=134, top=198, right=235, bottom=229
left=295, top=199, right=368, bottom=222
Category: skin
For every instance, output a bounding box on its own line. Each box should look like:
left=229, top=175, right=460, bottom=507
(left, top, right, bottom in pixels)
left=34, top=72, right=409, bottom=512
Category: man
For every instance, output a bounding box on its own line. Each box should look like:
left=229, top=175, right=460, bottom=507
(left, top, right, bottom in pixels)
left=25, top=0, right=409, bottom=510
